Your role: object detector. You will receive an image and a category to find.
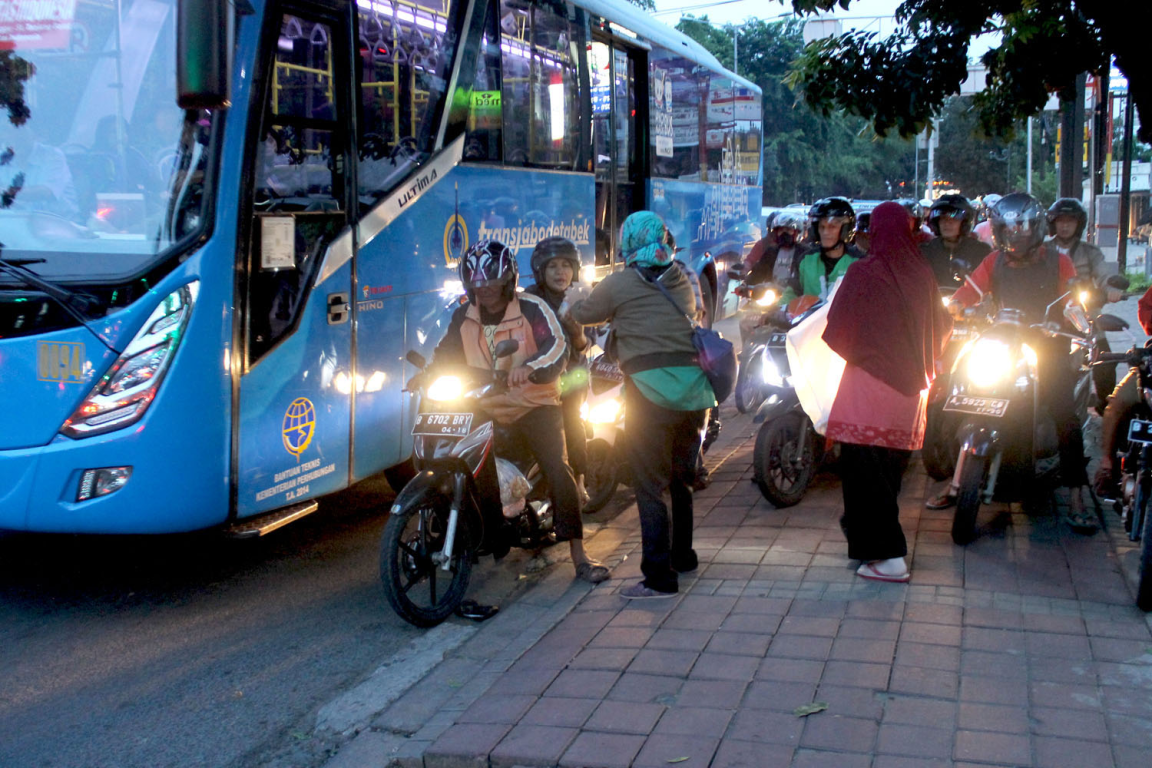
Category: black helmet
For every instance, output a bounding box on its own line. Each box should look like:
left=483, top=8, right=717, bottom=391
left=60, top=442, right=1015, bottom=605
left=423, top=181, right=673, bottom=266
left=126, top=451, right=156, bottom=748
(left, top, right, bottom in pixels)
left=928, top=194, right=976, bottom=237
left=529, top=236, right=580, bottom=285
left=990, top=193, right=1046, bottom=261
left=1046, top=197, right=1088, bottom=239
left=895, top=199, right=924, bottom=227
left=460, top=240, right=519, bottom=302
left=854, top=211, right=871, bottom=235
left=808, top=197, right=855, bottom=247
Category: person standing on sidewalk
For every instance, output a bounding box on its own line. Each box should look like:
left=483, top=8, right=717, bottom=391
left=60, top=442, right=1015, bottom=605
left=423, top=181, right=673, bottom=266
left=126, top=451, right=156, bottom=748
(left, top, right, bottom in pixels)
left=823, top=202, right=953, bottom=583
left=570, top=211, right=716, bottom=598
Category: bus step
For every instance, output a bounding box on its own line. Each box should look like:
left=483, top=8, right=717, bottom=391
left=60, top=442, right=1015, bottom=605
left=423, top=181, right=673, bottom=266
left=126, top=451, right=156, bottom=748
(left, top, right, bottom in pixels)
left=224, top=501, right=320, bottom=538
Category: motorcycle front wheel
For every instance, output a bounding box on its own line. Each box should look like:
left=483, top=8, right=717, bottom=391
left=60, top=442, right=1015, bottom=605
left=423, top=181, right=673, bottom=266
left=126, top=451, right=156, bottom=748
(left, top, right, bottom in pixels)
left=583, top=439, right=619, bottom=513
left=380, top=497, right=474, bottom=628
left=753, top=412, right=816, bottom=508
left=734, top=353, right=765, bottom=414
left=952, top=456, right=987, bottom=545
left=1135, top=480, right=1152, bottom=611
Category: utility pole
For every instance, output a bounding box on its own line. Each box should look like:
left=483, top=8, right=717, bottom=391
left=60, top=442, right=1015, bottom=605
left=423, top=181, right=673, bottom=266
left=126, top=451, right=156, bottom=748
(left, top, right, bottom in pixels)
left=1119, top=92, right=1135, bottom=272
left=1027, top=117, right=1033, bottom=194
left=733, top=27, right=738, bottom=76
left=1059, top=73, right=1086, bottom=198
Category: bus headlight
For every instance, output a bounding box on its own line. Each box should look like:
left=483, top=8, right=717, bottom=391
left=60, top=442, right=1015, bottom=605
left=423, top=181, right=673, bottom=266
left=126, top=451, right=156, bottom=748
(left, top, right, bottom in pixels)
left=966, top=339, right=1012, bottom=389
left=61, top=282, right=198, bottom=438
left=426, top=375, right=463, bottom=402
left=586, top=398, right=621, bottom=424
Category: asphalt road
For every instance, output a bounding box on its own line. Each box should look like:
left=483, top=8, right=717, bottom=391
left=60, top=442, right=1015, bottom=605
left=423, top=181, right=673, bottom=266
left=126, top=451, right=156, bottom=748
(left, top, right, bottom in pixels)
left=0, top=475, right=633, bottom=768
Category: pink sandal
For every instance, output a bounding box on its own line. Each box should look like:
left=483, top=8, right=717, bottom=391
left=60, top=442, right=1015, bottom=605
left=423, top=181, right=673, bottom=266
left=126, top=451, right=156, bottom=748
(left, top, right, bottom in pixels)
left=856, top=561, right=910, bottom=583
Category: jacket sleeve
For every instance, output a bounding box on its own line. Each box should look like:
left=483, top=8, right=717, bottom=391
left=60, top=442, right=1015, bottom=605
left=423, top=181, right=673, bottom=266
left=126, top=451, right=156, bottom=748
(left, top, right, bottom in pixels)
left=1139, top=286, right=1152, bottom=335
left=952, top=251, right=997, bottom=307
left=430, top=305, right=468, bottom=368
left=569, top=276, right=616, bottom=326
left=517, top=294, right=568, bottom=383
left=1084, top=245, right=1116, bottom=286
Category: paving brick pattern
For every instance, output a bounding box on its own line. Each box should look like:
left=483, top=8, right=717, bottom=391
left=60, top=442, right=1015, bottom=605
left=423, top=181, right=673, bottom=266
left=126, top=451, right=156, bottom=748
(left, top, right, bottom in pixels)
left=334, top=404, right=1152, bottom=768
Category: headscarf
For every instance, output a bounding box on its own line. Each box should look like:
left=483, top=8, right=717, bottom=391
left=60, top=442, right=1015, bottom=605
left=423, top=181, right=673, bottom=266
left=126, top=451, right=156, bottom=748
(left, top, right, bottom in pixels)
left=620, top=211, right=673, bottom=268
left=822, top=201, right=952, bottom=396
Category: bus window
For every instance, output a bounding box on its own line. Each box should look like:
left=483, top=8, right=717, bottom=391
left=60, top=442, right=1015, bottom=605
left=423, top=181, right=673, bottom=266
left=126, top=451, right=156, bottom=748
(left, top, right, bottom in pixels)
left=703, top=75, right=733, bottom=183
left=734, top=87, right=762, bottom=186
left=463, top=0, right=503, bottom=161
left=499, top=0, right=582, bottom=170
left=356, top=0, right=461, bottom=202
left=589, top=41, right=612, bottom=181
left=248, top=14, right=347, bottom=363
left=649, top=49, right=704, bottom=182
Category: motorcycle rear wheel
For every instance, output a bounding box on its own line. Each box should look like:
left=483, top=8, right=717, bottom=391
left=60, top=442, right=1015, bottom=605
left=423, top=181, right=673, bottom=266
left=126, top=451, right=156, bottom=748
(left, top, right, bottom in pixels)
left=380, top=498, right=473, bottom=628
left=1135, top=481, right=1152, bottom=611
left=952, top=456, right=987, bottom=545
left=583, top=439, right=619, bottom=514
left=921, top=408, right=956, bottom=481
left=753, top=412, right=815, bottom=508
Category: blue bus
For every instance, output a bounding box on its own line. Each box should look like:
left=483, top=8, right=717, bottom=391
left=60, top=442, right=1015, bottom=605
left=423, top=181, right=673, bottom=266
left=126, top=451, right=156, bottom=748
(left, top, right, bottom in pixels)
left=0, top=0, right=762, bottom=535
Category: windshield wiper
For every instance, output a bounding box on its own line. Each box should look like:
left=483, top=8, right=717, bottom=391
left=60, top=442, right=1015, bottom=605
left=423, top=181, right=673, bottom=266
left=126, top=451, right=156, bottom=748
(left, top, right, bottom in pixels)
left=0, top=243, right=115, bottom=350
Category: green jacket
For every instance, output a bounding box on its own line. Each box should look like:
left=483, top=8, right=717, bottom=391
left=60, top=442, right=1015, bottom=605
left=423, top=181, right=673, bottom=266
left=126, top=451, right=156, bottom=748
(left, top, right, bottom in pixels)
left=780, top=247, right=861, bottom=306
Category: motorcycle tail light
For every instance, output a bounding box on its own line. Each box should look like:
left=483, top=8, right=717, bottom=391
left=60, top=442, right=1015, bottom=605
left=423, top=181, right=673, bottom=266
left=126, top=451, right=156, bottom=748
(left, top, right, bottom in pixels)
left=61, top=283, right=198, bottom=438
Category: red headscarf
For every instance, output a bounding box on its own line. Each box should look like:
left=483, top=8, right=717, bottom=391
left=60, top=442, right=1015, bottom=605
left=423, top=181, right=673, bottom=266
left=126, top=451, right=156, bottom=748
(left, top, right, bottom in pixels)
left=822, top=201, right=953, bottom=396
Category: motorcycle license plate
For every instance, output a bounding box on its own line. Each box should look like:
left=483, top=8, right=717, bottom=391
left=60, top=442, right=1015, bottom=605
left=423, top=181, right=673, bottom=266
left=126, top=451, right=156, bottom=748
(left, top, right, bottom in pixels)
left=412, top=412, right=473, bottom=436
left=943, top=395, right=1009, bottom=418
left=1128, top=420, right=1152, bottom=445
left=768, top=332, right=788, bottom=346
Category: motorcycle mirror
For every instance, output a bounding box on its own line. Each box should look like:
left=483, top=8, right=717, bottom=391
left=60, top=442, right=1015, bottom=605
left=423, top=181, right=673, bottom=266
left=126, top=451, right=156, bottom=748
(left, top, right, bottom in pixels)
left=1043, top=291, right=1071, bottom=323
left=406, top=350, right=427, bottom=369
left=950, top=259, right=972, bottom=279
left=1097, top=314, right=1130, bottom=333
left=1105, top=274, right=1131, bottom=290
left=726, top=268, right=743, bottom=281
left=493, top=339, right=519, bottom=359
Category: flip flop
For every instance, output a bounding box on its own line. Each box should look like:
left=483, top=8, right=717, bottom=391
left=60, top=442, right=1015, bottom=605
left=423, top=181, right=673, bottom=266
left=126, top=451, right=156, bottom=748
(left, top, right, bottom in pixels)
left=856, top=562, right=911, bottom=583
left=455, top=600, right=500, bottom=621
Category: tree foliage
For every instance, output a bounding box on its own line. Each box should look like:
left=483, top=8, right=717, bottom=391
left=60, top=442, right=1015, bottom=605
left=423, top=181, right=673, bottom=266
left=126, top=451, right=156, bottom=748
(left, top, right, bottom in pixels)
left=0, top=51, right=34, bottom=127
left=623, top=0, right=656, bottom=11
left=785, top=0, right=1151, bottom=144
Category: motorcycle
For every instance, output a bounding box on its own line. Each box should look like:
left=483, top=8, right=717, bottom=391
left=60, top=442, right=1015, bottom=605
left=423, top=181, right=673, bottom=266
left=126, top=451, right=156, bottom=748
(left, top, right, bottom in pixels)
left=380, top=340, right=556, bottom=627
left=1095, top=342, right=1152, bottom=610
left=733, top=282, right=783, bottom=414
left=750, top=299, right=832, bottom=508
left=944, top=294, right=1097, bottom=545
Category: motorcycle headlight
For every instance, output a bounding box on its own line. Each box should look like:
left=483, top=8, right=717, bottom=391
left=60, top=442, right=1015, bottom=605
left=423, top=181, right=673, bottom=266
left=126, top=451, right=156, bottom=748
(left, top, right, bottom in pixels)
left=586, top=398, right=622, bottom=424
left=761, top=351, right=786, bottom=388
left=966, top=339, right=1012, bottom=389
left=755, top=289, right=778, bottom=307
left=426, top=375, right=463, bottom=401
left=61, top=282, right=198, bottom=438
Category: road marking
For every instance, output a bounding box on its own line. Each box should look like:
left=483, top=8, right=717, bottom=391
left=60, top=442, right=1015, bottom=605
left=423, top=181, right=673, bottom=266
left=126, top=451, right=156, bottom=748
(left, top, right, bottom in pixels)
left=315, top=622, right=477, bottom=735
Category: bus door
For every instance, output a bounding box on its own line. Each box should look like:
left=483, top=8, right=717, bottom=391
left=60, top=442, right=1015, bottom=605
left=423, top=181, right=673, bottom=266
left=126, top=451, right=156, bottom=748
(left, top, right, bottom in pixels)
left=234, top=7, right=357, bottom=518
left=590, top=38, right=644, bottom=267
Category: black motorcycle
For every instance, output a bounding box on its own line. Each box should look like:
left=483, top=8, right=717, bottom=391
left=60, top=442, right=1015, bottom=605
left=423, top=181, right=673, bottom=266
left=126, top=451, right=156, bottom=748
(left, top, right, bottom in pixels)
left=380, top=340, right=555, bottom=627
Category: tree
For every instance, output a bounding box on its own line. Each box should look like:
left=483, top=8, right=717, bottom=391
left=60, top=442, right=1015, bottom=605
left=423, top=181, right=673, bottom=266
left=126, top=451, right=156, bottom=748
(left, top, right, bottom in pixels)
left=785, top=0, right=1152, bottom=144
left=624, top=0, right=656, bottom=11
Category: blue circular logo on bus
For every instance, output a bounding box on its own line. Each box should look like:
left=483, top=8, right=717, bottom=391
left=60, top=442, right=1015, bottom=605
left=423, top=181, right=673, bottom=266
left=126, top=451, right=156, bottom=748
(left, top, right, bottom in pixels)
left=282, top=397, right=315, bottom=459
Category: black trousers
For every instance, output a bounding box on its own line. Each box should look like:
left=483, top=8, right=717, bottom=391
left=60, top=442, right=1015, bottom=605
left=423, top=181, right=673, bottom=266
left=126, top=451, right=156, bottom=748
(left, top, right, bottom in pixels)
left=561, top=389, right=588, bottom=478
left=839, top=443, right=911, bottom=563
left=1093, top=334, right=1117, bottom=409
left=1035, top=337, right=1089, bottom=489
left=624, top=381, right=707, bottom=593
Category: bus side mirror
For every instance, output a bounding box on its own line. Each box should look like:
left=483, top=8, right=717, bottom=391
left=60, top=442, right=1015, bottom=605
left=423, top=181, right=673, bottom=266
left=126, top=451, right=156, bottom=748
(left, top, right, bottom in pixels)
left=177, top=0, right=235, bottom=110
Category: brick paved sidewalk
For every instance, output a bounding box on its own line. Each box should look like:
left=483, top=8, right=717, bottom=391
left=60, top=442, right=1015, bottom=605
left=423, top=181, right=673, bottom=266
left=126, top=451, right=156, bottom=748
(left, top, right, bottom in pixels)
left=333, top=406, right=1152, bottom=768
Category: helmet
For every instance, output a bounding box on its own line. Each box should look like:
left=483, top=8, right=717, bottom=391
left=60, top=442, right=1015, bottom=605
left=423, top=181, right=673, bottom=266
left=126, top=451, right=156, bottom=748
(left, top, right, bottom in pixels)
left=895, top=199, right=924, bottom=227
left=530, top=236, right=580, bottom=284
left=772, top=209, right=806, bottom=233
left=1046, top=197, right=1088, bottom=239
left=807, top=197, right=855, bottom=247
left=460, top=240, right=519, bottom=302
left=927, top=194, right=976, bottom=237
left=989, top=193, right=1046, bottom=261
left=854, top=211, right=871, bottom=235
left=976, top=193, right=1002, bottom=222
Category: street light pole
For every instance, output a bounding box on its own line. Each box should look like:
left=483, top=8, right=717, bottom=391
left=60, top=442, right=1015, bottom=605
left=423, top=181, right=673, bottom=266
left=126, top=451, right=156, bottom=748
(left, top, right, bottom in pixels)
left=733, top=27, right=738, bottom=76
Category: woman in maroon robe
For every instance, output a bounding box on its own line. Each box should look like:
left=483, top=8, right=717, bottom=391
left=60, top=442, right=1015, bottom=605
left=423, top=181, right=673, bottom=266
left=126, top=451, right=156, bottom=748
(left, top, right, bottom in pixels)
left=823, top=201, right=953, bottom=582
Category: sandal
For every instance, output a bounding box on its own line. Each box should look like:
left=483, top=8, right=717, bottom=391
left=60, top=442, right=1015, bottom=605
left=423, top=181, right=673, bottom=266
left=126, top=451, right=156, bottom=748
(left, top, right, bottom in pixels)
left=575, top=560, right=611, bottom=584
left=455, top=600, right=500, bottom=621
left=856, top=560, right=910, bottom=583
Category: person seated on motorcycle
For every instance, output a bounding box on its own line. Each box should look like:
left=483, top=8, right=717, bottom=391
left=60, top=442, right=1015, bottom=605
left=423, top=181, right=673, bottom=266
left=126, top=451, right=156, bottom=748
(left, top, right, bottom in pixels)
left=1094, top=284, right=1152, bottom=499
left=896, top=198, right=933, bottom=244
left=526, top=236, right=592, bottom=504
left=740, top=210, right=808, bottom=346
left=921, top=194, right=991, bottom=287
left=432, top=240, right=610, bottom=583
left=972, top=193, right=1001, bottom=247
left=927, top=193, right=1095, bottom=532
left=1047, top=197, right=1125, bottom=411
left=778, top=197, right=863, bottom=307
left=853, top=211, right=872, bottom=255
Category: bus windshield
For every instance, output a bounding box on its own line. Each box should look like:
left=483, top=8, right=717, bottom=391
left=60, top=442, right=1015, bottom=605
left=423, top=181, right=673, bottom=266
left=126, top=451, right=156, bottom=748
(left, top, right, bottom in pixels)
left=0, top=0, right=213, bottom=283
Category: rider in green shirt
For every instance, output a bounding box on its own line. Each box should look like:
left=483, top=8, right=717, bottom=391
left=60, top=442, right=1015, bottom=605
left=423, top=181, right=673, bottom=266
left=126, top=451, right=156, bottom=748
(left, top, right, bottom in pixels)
left=779, top=197, right=863, bottom=307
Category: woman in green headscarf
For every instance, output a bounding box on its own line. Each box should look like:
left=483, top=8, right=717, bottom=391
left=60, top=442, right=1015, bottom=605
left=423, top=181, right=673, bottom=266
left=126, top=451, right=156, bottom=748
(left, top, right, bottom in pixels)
left=570, top=211, right=715, bottom=599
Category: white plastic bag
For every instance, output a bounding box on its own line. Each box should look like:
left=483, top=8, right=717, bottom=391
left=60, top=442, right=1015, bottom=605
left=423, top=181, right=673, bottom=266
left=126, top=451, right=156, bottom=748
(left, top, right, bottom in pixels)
left=785, top=279, right=847, bottom=435
left=496, top=458, right=530, bottom=518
